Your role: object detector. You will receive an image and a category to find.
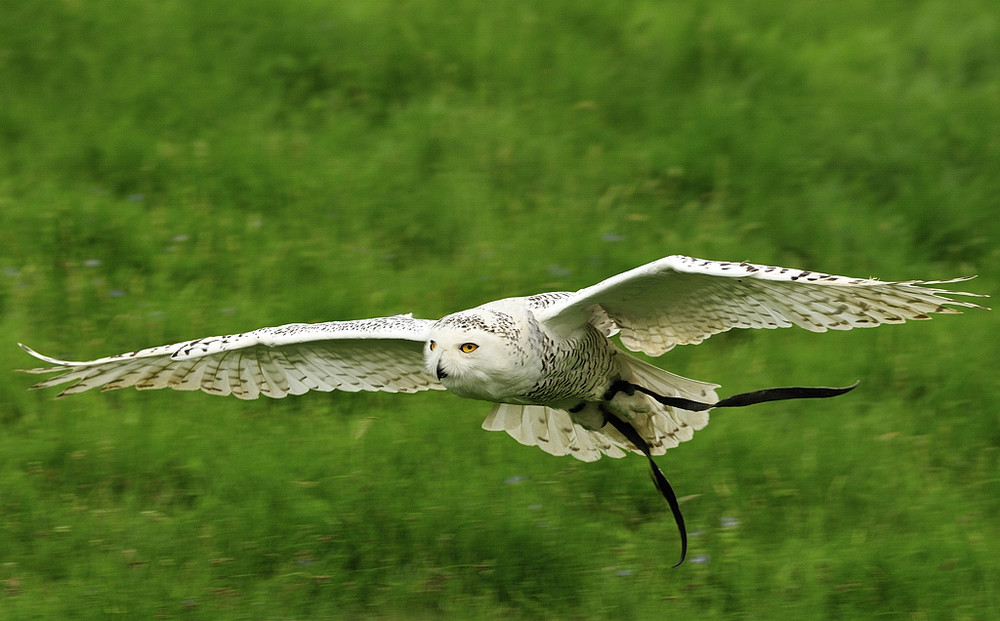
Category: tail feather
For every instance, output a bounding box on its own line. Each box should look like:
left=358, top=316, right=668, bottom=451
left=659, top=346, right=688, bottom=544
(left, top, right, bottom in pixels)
left=616, top=353, right=718, bottom=456
left=481, top=353, right=718, bottom=461
left=483, top=403, right=627, bottom=461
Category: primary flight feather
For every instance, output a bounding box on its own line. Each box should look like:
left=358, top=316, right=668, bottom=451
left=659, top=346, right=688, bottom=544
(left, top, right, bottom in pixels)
left=18, top=255, right=987, bottom=564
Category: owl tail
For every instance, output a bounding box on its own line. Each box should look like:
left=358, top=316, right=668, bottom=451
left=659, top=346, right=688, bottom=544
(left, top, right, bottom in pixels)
left=611, top=353, right=719, bottom=456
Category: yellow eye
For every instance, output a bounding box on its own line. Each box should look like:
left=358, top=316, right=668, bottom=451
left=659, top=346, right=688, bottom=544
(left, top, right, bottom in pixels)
left=429, top=340, right=436, bottom=351
left=460, top=343, right=479, bottom=354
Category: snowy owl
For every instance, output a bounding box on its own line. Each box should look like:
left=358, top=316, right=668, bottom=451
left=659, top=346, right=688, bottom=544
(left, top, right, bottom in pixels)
left=18, top=255, right=987, bottom=565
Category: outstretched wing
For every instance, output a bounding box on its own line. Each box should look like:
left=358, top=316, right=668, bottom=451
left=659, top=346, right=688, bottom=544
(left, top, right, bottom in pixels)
left=535, top=255, right=988, bottom=356
left=19, top=314, right=443, bottom=399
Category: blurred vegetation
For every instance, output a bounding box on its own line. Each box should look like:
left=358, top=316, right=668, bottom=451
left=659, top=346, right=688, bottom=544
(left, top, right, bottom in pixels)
left=0, top=0, right=997, bottom=618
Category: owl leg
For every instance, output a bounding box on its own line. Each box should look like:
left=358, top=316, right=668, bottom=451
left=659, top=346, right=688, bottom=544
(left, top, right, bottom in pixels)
left=605, top=379, right=859, bottom=412
left=601, top=404, right=688, bottom=568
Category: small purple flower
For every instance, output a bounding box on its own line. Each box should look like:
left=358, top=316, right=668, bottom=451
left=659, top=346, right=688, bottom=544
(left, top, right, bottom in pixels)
left=546, top=265, right=572, bottom=278
left=601, top=232, right=625, bottom=243
left=109, top=289, right=125, bottom=297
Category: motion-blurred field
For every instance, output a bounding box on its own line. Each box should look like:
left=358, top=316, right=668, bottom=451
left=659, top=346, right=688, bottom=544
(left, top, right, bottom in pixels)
left=1, top=1, right=997, bottom=618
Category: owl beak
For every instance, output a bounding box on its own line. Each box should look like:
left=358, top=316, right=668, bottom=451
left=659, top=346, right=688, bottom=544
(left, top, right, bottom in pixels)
left=435, top=361, right=448, bottom=380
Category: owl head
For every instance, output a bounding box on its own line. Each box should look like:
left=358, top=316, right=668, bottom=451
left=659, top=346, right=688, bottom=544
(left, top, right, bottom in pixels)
left=424, top=308, right=534, bottom=402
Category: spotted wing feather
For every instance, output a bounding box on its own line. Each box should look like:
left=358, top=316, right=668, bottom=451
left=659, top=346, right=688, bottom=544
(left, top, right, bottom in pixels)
left=19, top=315, right=443, bottom=399
left=536, top=255, right=988, bottom=356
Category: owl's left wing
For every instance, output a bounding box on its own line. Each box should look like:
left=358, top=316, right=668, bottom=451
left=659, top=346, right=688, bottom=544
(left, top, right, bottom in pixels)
left=535, top=255, right=988, bottom=356
left=19, top=314, right=444, bottom=399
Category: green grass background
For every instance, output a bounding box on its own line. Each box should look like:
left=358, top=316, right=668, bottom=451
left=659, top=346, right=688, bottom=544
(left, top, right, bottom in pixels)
left=1, top=1, right=997, bottom=618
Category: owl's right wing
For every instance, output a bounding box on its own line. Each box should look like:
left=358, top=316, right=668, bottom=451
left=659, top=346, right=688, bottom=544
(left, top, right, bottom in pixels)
left=19, top=314, right=444, bottom=399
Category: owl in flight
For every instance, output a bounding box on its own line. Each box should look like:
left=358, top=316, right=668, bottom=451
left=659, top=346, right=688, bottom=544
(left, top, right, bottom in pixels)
left=19, top=255, right=987, bottom=565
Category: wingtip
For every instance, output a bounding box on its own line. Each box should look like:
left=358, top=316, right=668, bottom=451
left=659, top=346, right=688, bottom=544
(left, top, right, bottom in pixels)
left=16, top=342, right=75, bottom=370
left=18, top=342, right=53, bottom=362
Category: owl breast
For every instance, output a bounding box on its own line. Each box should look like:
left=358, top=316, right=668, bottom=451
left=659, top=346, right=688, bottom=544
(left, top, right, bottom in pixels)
left=515, top=320, right=619, bottom=408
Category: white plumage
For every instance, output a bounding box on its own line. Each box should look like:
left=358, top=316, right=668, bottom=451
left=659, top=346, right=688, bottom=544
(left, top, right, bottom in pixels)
left=19, top=255, right=986, bottom=461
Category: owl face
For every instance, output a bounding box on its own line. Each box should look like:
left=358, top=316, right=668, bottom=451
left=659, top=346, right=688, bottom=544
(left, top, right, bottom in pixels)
left=424, top=309, right=531, bottom=402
